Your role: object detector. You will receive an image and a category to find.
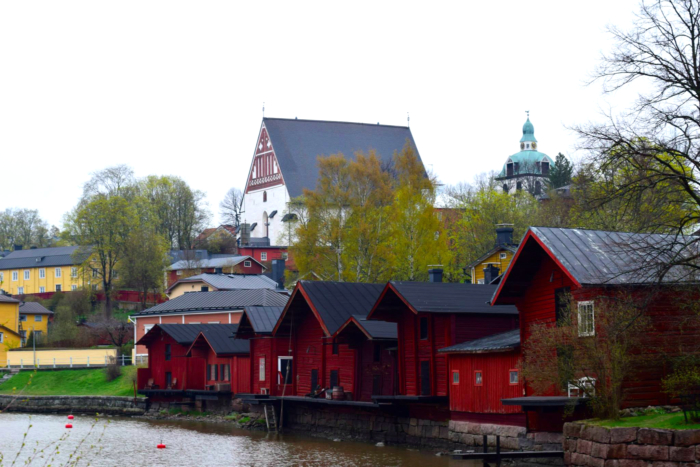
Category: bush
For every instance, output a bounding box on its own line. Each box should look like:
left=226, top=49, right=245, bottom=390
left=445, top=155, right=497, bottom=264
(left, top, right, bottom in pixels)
left=663, top=363, right=700, bottom=422
left=103, top=363, right=122, bottom=382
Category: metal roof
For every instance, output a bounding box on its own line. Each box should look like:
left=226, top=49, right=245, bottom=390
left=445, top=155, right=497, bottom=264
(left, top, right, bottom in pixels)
left=168, top=255, right=264, bottom=271
left=529, top=227, right=696, bottom=285
left=0, top=295, right=19, bottom=303
left=19, top=301, right=53, bottom=315
left=438, top=329, right=520, bottom=354
left=263, top=118, right=424, bottom=198
left=388, top=282, right=518, bottom=315
left=350, top=314, right=397, bottom=339
left=132, top=289, right=289, bottom=316
left=137, top=323, right=238, bottom=346
left=241, top=306, right=285, bottom=335
left=167, top=273, right=279, bottom=293
left=189, top=327, right=249, bottom=355
left=294, top=281, right=386, bottom=336
left=0, top=246, right=86, bottom=270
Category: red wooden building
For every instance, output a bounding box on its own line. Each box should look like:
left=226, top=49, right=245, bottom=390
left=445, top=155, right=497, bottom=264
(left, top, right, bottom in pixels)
left=234, top=305, right=290, bottom=396
left=438, top=329, right=525, bottom=426
left=166, top=254, right=265, bottom=287
left=491, top=227, right=700, bottom=431
left=272, top=281, right=388, bottom=400
left=332, top=315, right=398, bottom=402
left=367, top=272, right=519, bottom=400
left=185, top=328, right=251, bottom=394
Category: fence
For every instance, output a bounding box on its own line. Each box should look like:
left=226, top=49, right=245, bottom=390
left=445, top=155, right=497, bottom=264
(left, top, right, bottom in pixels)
left=6, top=348, right=118, bottom=369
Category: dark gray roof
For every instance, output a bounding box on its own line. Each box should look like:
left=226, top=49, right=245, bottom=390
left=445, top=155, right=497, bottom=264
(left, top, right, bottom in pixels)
left=0, top=246, right=84, bottom=270
left=0, top=294, right=19, bottom=303
left=191, top=327, right=249, bottom=355
left=529, top=227, right=697, bottom=285
left=167, top=273, right=279, bottom=293
left=296, top=281, right=386, bottom=335
left=132, top=289, right=289, bottom=316
left=388, top=282, right=518, bottom=315
left=242, top=306, right=285, bottom=334
left=439, top=329, right=520, bottom=354
left=351, top=315, right=397, bottom=339
left=137, top=323, right=239, bottom=346
left=19, top=301, right=53, bottom=315
left=263, top=118, right=423, bottom=198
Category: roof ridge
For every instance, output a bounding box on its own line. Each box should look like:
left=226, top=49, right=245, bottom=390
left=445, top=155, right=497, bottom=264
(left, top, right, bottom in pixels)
left=264, top=117, right=410, bottom=130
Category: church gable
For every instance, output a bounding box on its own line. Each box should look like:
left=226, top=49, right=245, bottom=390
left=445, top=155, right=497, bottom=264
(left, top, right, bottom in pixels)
left=245, top=124, right=285, bottom=194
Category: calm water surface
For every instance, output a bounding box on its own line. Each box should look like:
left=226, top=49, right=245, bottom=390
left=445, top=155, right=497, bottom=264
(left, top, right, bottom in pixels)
left=0, top=413, right=475, bottom=466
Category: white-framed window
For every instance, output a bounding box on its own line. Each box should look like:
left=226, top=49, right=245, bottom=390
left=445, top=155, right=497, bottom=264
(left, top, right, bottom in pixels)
left=144, top=324, right=154, bottom=335
left=55, top=284, right=62, bottom=292
left=39, top=286, right=45, bottom=293
left=244, top=261, right=252, bottom=268
left=578, top=301, right=595, bottom=337
left=39, top=268, right=46, bottom=279
left=208, top=321, right=220, bottom=324
left=12, top=271, right=18, bottom=281
left=259, top=357, right=266, bottom=381
left=278, top=356, right=293, bottom=384
left=17, top=287, right=24, bottom=295
left=55, top=268, right=61, bottom=278
left=19, top=314, right=27, bottom=322
left=261, top=252, right=267, bottom=261
left=176, top=270, right=183, bottom=276
left=71, top=285, right=77, bottom=291
left=452, top=370, right=460, bottom=385
left=474, top=371, right=483, bottom=386
left=71, top=267, right=78, bottom=278
left=0, top=332, right=3, bottom=343
left=509, top=370, right=519, bottom=385
left=0, top=272, right=3, bottom=282
left=35, top=315, right=42, bottom=322
left=23, top=270, right=30, bottom=280
left=500, top=252, right=507, bottom=260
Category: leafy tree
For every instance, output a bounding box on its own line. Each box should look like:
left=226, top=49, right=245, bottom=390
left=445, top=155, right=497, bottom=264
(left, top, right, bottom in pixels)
left=119, top=225, right=169, bottom=309
left=548, top=153, right=573, bottom=188
left=0, top=208, right=56, bottom=250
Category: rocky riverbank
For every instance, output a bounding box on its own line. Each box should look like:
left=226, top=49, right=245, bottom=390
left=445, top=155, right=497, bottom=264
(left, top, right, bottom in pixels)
left=0, top=394, right=147, bottom=415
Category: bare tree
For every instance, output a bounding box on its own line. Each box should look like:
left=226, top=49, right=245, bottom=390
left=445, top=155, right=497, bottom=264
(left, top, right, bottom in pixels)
left=220, top=187, right=244, bottom=228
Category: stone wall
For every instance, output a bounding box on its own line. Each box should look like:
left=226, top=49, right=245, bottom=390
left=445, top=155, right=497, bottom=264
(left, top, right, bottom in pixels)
left=0, top=395, right=147, bottom=415
left=564, top=422, right=700, bottom=466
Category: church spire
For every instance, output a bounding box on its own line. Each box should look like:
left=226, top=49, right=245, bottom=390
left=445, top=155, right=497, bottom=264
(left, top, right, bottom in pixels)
left=519, top=113, right=538, bottom=150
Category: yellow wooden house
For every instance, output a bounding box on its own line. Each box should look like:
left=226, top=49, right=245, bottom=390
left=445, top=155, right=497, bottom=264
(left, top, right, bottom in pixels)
left=0, top=295, right=22, bottom=367
left=466, top=226, right=519, bottom=284
left=0, top=246, right=87, bottom=295
left=18, top=301, right=53, bottom=346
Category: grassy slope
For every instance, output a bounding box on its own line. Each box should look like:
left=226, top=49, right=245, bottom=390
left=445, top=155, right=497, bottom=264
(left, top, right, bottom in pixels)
left=0, top=367, right=139, bottom=397
left=590, top=413, right=700, bottom=430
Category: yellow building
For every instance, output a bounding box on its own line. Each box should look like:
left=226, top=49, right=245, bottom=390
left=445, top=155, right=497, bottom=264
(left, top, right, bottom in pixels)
left=0, top=246, right=87, bottom=295
left=467, top=226, right=519, bottom=284
left=18, top=301, right=53, bottom=346
left=0, top=295, right=22, bottom=367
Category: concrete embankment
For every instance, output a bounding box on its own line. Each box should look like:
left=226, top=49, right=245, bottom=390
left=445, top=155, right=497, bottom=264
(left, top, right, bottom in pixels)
left=0, top=395, right=147, bottom=415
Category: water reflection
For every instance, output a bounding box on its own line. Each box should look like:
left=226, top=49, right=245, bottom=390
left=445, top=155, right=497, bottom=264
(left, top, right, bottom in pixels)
left=0, top=413, right=474, bottom=466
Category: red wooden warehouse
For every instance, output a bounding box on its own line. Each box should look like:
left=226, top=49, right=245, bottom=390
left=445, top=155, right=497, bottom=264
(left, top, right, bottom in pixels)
left=367, top=270, right=519, bottom=400
left=438, top=329, right=525, bottom=426
left=234, top=305, right=290, bottom=396
left=185, top=328, right=251, bottom=394
left=491, top=227, right=700, bottom=431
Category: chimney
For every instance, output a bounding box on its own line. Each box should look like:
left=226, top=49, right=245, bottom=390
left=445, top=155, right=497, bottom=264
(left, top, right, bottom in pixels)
left=496, top=226, right=514, bottom=246
left=271, top=259, right=286, bottom=289
left=13, top=244, right=22, bottom=251
left=239, top=223, right=251, bottom=246
left=428, top=267, right=443, bottom=283
left=483, top=265, right=500, bottom=284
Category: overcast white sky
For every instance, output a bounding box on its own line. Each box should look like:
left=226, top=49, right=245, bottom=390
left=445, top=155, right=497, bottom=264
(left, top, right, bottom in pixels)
left=0, top=0, right=642, bottom=228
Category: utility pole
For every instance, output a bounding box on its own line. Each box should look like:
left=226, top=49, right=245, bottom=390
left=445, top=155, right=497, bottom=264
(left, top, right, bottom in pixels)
left=32, top=325, right=36, bottom=367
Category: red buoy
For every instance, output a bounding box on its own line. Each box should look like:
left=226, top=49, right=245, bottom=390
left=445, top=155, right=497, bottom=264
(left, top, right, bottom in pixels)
left=65, top=424, right=73, bottom=429
left=157, top=443, right=166, bottom=449
left=67, top=415, right=74, bottom=420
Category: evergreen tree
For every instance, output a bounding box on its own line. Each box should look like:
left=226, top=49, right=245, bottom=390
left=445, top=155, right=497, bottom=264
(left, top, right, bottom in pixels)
left=548, top=153, right=573, bottom=188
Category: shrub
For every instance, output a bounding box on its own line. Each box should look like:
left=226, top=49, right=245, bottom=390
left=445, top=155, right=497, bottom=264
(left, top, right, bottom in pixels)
left=103, top=363, right=122, bottom=382
left=663, top=362, right=700, bottom=422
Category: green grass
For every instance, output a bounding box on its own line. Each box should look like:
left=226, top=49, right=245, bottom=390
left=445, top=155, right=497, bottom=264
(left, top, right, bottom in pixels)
left=0, top=367, right=140, bottom=397
left=589, top=412, right=700, bottom=430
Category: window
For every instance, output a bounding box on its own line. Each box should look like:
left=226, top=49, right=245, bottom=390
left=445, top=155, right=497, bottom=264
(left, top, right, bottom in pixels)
left=332, top=342, right=339, bottom=355
left=578, top=301, right=595, bottom=337
left=55, top=268, right=61, bottom=278
left=278, top=357, right=293, bottom=385
left=263, top=191, right=267, bottom=202
left=514, top=162, right=520, bottom=173
left=259, top=357, right=266, bottom=381
left=92, top=269, right=98, bottom=278
left=166, top=372, right=172, bottom=388
left=71, top=267, right=78, bottom=278
left=373, top=343, right=381, bottom=363
left=244, top=260, right=252, bottom=268
left=176, top=270, right=183, bottom=276
left=55, top=284, right=62, bottom=292
left=542, top=162, right=550, bottom=176
left=40, top=268, right=47, bottom=279
left=12, top=271, right=18, bottom=281
left=18, top=287, right=24, bottom=295
left=330, top=370, right=339, bottom=389
left=208, top=321, right=220, bottom=324
left=165, top=344, right=171, bottom=361
left=0, top=272, right=3, bottom=282
left=222, top=364, right=230, bottom=381
left=71, top=285, right=77, bottom=291
left=509, top=370, right=519, bottom=385
left=535, top=181, right=542, bottom=195
left=419, top=317, right=429, bottom=340
left=20, top=330, right=27, bottom=346
left=516, top=181, right=523, bottom=191
left=144, top=324, right=154, bottom=335
left=39, top=286, right=45, bottom=293
left=500, top=252, right=507, bottom=260
left=209, top=364, right=219, bottom=381
left=23, top=270, right=30, bottom=280
left=555, top=287, right=571, bottom=325
left=34, top=315, right=42, bottom=322
left=261, top=252, right=267, bottom=261
left=474, top=371, right=483, bottom=386
left=19, top=315, right=27, bottom=322
left=452, top=371, right=460, bottom=385
left=201, top=286, right=209, bottom=292
left=506, top=162, right=514, bottom=177
left=0, top=332, right=3, bottom=343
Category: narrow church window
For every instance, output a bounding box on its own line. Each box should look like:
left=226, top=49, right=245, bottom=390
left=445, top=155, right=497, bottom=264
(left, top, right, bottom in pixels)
left=535, top=181, right=542, bottom=195
left=516, top=182, right=522, bottom=191
left=263, top=191, right=267, bottom=202
left=503, top=184, right=509, bottom=193
left=507, top=163, right=514, bottom=177
left=542, top=162, right=550, bottom=176
left=514, top=162, right=520, bottom=173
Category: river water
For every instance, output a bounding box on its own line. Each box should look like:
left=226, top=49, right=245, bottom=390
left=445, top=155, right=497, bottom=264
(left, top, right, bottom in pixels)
left=0, top=413, right=474, bottom=466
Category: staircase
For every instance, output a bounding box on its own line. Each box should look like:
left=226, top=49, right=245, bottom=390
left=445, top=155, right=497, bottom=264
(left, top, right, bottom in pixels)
left=0, top=369, right=19, bottom=384
left=263, top=404, right=278, bottom=433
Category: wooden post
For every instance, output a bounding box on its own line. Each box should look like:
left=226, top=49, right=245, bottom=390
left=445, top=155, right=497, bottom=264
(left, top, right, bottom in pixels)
left=483, top=434, right=488, bottom=467
left=496, top=435, right=501, bottom=467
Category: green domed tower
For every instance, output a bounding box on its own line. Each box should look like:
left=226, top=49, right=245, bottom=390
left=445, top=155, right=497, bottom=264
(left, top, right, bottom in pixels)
left=495, top=113, right=554, bottom=196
